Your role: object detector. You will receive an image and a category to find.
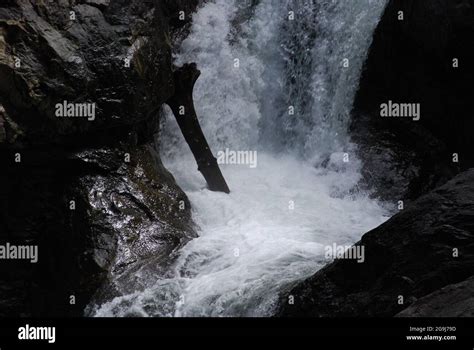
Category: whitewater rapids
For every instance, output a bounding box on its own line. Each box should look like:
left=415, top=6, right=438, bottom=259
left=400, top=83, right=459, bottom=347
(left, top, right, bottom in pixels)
left=93, top=0, right=390, bottom=317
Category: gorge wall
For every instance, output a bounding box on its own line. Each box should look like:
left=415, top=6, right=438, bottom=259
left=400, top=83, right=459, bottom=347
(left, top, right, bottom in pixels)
left=353, top=0, right=474, bottom=202
left=0, top=0, right=198, bottom=317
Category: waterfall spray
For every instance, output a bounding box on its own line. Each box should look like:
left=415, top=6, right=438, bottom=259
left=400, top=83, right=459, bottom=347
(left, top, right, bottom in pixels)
left=92, top=0, right=389, bottom=317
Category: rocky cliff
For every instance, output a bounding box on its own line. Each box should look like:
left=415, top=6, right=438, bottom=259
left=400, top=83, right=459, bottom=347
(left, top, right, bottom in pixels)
left=353, top=0, right=473, bottom=202
left=0, top=0, right=198, bottom=317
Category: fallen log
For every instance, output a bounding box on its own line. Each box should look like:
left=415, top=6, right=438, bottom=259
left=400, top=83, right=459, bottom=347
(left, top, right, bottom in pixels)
left=166, top=63, right=230, bottom=194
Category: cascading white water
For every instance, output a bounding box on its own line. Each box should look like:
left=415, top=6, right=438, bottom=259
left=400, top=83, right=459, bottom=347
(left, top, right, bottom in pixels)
left=93, top=0, right=389, bottom=317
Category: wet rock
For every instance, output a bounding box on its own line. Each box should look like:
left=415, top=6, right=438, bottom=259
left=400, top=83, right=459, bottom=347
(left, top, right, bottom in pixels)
left=352, top=0, right=473, bottom=202
left=71, top=143, right=196, bottom=309
left=278, top=170, right=474, bottom=317
left=0, top=0, right=173, bottom=148
left=0, top=0, right=199, bottom=317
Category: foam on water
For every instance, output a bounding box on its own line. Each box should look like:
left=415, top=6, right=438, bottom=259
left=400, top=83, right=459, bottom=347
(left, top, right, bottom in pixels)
left=93, top=0, right=389, bottom=317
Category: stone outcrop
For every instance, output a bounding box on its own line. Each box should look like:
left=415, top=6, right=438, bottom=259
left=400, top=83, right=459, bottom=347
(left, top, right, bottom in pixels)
left=352, top=0, right=474, bottom=202
left=0, top=0, right=198, bottom=317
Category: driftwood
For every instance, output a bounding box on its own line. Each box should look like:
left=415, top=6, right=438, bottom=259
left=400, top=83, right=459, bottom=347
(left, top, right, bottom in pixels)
left=166, top=63, right=230, bottom=194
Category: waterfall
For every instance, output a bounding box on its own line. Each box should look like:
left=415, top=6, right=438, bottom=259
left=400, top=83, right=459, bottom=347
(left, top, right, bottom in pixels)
left=92, top=0, right=389, bottom=317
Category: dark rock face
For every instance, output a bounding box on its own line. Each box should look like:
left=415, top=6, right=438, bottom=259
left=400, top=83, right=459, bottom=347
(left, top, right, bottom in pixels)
left=162, top=0, right=200, bottom=28
left=352, top=0, right=474, bottom=202
left=73, top=144, right=195, bottom=310
left=279, top=170, right=474, bottom=317
left=396, top=275, right=474, bottom=317
left=0, top=0, right=197, bottom=317
left=0, top=0, right=167, bottom=147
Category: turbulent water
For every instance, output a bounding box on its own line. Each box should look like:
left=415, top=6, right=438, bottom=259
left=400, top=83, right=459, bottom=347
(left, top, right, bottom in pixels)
left=94, top=0, right=389, bottom=317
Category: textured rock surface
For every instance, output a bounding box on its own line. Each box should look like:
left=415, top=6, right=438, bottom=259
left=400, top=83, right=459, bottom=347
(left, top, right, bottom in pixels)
left=396, top=275, right=474, bottom=317
left=0, top=0, right=198, bottom=317
left=0, top=0, right=165, bottom=146
left=279, top=170, right=474, bottom=317
left=352, top=0, right=473, bottom=202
